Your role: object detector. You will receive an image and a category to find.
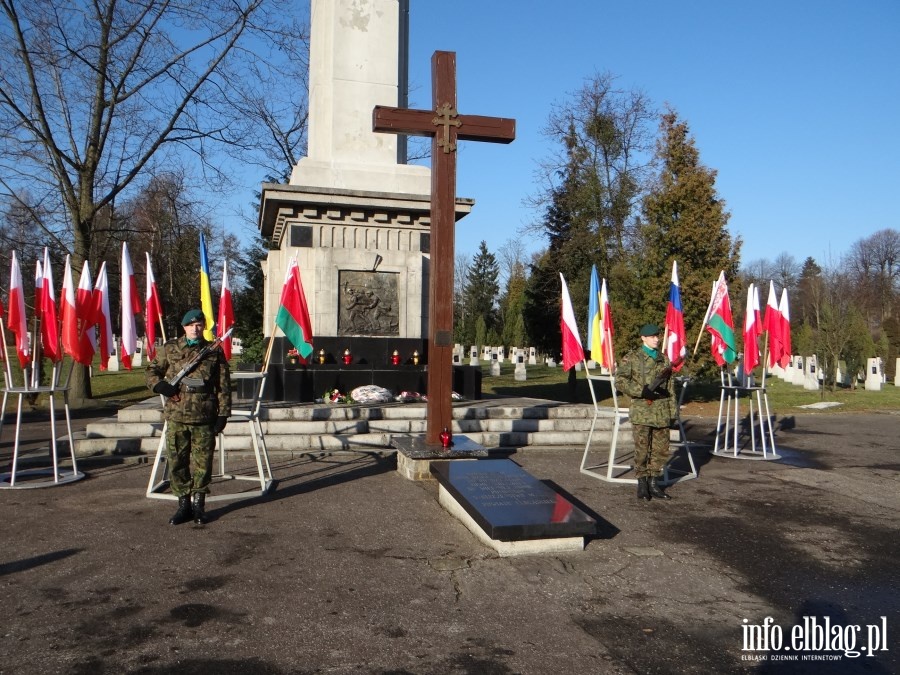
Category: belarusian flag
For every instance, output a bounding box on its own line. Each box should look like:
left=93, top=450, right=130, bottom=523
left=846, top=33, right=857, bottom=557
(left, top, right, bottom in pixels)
left=275, top=258, right=314, bottom=359
left=705, top=271, right=736, bottom=366
left=559, top=273, right=585, bottom=371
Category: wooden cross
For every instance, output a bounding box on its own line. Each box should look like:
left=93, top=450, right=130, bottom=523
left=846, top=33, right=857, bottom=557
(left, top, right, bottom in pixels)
left=373, top=51, right=515, bottom=446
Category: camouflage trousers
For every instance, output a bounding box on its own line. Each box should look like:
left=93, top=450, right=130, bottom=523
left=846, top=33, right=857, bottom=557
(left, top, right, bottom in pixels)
left=165, top=421, right=216, bottom=497
left=632, top=424, right=671, bottom=479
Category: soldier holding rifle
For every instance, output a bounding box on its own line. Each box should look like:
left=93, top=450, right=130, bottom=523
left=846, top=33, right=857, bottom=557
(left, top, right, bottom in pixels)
left=616, top=324, right=678, bottom=501
left=146, top=309, right=231, bottom=525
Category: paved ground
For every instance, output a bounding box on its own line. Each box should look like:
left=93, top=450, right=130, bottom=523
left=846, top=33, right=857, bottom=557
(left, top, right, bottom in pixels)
left=0, top=407, right=897, bottom=674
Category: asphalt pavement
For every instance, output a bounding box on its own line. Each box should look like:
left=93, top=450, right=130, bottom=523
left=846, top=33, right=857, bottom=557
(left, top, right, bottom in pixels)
left=0, top=408, right=897, bottom=674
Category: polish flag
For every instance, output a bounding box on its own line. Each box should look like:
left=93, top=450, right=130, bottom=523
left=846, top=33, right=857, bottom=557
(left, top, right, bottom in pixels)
left=742, top=283, right=762, bottom=372
left=559, top=273, right=585, bottom=371
left=76, top=261, right=97, bottom=365
left=39, top=249, right=61, bottom=362
left=144, top=252, right=163, bottom=360
left=763, top=281, right=784, bottom=368
left=7, top=251, right=30, bottom=367
left=120, top=242, right=141, bottom=369
left=217, top=259, right=234, bottom=360
left=93, top=261, right=114, bottom=370
left=778, top=288, right=792, bottom=368
left=60, top=255, right=83, bottom=364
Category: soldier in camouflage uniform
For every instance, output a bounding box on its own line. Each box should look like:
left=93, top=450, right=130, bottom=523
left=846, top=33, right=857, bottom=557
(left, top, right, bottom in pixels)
left=146, top=309, right=231, bottom=525
left=616, top=324, right=677, bottom=501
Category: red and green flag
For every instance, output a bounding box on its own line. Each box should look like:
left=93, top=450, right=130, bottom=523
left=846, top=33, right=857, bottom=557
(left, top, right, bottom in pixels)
left=706, top=271, right=736, bottom=366
left=275, top=258, right=314, bottom=359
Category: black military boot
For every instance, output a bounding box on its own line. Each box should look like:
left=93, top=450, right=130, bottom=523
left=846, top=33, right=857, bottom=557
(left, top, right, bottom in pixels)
left=169, top=495, right=193, bottom=525
left=648, top=476, right=672, bottom=500
left=191, top=492, right=207, bottom=525
left=637, top=476, right=651, bottom=501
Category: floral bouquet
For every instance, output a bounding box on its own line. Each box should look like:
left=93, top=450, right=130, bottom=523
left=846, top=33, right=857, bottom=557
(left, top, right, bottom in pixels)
left=324, top=388, right=353, bottom=404
left=287, top=348, right=299, bottom=358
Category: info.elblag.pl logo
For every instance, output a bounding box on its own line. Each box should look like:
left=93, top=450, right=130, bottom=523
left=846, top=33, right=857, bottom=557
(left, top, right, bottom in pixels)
left=740, top=616, right=889, bottom=662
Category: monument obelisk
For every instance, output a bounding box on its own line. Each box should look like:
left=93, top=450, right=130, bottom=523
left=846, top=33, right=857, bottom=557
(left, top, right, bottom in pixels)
left=257, top=0, right=473, bottom=398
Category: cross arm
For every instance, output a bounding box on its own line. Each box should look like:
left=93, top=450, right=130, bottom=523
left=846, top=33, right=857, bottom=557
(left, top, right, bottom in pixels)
left=456, top=114, right=515, bottom=144
left=373, top=105, right=436, bottom=138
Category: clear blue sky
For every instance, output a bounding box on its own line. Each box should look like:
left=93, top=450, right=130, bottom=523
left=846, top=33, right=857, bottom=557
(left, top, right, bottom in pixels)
left=404, top=0, right=900, bottom=267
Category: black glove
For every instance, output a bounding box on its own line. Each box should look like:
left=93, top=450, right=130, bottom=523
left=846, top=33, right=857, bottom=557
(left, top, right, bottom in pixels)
left=640, top=385, right=658, bottom=400
left=213, top=416, right=228, bottom=434
left=153, top=381, right=179, bottom=398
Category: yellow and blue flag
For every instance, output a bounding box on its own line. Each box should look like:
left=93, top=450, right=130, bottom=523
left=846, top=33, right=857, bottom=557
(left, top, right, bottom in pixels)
left=199, top=232, right=215, bottom=340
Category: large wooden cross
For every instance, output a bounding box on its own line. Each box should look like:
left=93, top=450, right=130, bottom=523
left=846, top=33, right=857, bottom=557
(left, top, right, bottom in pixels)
left=373, top=51, right=515, bottom=446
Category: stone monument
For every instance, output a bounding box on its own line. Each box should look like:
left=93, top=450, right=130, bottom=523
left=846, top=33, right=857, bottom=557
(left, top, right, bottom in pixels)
left=257, top=0, right=474, bottom=391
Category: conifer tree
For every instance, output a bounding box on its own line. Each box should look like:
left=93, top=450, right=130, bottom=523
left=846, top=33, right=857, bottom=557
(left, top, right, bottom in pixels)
left=634, top=109, right=740, bottom=372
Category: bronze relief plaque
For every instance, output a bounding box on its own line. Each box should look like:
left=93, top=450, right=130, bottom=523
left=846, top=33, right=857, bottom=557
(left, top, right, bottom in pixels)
left=338, top=271, right=400, bottom=336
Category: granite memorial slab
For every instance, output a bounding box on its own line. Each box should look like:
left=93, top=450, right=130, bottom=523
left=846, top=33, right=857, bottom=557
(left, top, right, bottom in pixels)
left=392, top=434, right=489, bottom=481
left=430, top=459, right=596, bottom=543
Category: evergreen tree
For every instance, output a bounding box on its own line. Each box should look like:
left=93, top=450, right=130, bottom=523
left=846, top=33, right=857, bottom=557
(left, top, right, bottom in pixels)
left=634, top=109, right=740, bottom=373
left=462, top=241, right=500, bottom=341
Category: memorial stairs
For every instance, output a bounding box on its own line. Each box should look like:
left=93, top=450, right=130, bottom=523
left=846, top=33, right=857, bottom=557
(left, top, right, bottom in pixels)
left=74, top=396, right=626, bottom=458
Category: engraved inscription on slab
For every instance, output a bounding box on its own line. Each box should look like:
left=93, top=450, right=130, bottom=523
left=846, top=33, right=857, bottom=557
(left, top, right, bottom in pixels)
left=338, top=271, right=400, bottom=336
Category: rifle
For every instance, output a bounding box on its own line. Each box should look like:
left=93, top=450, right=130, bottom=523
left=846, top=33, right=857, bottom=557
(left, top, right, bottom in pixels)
left=646, top=357, right=684, bottom=398
left=165, top=326, right=233, bottom=399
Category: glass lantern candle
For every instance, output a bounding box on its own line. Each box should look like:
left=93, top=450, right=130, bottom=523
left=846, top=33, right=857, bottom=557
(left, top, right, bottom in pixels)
left=412, top=350, right=419, bottom=366
left=391, top=349, right=400, bottom=366
left=342, top=348, right=352, bottom=365
left=317, top=348, right=326, bottom=364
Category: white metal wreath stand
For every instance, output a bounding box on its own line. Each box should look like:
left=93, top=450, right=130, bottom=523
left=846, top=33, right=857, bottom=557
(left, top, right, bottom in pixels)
left=580, top=367, right=697, bottom=485
left=1, top=359, right=84, bottom=489
left=146, top=370, right=273, bottom=502
left=711, top=369, right=780, bottom=460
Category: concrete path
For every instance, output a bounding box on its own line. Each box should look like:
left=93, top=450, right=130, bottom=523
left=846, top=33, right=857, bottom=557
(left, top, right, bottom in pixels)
left=0, top=409, right=897, bottom=674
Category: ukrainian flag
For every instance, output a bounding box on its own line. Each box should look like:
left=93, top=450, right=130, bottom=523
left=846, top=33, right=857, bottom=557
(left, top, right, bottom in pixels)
left=199, top=232, right=215, bottom=340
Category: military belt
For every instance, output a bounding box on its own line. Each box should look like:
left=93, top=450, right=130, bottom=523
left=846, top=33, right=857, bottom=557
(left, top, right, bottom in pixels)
left=181, top=384, right=210, bottom=394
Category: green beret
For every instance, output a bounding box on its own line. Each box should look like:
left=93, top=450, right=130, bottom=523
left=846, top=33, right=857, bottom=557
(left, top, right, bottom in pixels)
left=181, top=309, right=205, bottom=325
left=639, top=323, right=661, bottom=337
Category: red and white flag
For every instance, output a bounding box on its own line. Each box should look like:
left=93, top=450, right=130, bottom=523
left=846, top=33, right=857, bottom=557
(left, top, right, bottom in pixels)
left=93, top=261, right=114, bottom=370
left=664, top=260, right=686, bottom=370
left=120, top=242, right=141, bottom=369
left=778, top=288, right=792, bottom=368
left=559, top=273, right=585, bottom=371
left=60, top=255, right=82, bottom=364
left=144, top=252, right=163, bottom=360
left=7, top=251, right=30, bottom=367
left=763, top=281, right=784, bottom=368
left=39, top=249, right=61, bottom=362
left=217, top=259, right=234, bottom=360
left=742, top=283, right=762, bottom=372
left=76, top=261, right=97, bottom=366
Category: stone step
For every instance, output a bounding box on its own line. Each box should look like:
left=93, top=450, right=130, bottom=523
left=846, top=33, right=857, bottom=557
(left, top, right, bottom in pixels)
left=75, top=397, right=630, bottom=459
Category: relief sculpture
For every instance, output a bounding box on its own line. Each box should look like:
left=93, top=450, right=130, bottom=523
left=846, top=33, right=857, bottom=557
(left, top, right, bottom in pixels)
left=338, top=271, right=400, bottom=336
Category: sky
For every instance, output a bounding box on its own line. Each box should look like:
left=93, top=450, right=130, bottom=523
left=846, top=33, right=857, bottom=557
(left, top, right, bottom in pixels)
left=398, top=0, right=900, bottom=267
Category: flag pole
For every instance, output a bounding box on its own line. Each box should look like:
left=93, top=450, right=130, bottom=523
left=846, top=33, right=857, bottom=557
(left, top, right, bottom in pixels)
left=692, top=278, right=718, bottom=356
left=0, top=318, right=12, bottom=386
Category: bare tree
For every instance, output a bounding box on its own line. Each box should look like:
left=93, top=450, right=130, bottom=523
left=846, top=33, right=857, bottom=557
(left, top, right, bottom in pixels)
left=0, top=0, right=308, bottom=402
left=846, top=228, right=899, bottom=326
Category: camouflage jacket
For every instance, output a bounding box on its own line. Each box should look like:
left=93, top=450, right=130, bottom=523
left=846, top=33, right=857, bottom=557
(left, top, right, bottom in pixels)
left=145, top=336, right=231, bottom=424
left=616, top=347, right=676, bottom=427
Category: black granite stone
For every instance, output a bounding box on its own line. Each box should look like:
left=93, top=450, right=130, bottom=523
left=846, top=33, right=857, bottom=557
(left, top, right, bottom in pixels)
left=392, top=434, right=488, bottom=459
left=430, top=459, right=597, bottom=541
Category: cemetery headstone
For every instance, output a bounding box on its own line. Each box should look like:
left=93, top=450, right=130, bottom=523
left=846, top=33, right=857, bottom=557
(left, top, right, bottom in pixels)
left=865, top=357, right=882, bottom=391
left=514, top=348, right=526, bottom=381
